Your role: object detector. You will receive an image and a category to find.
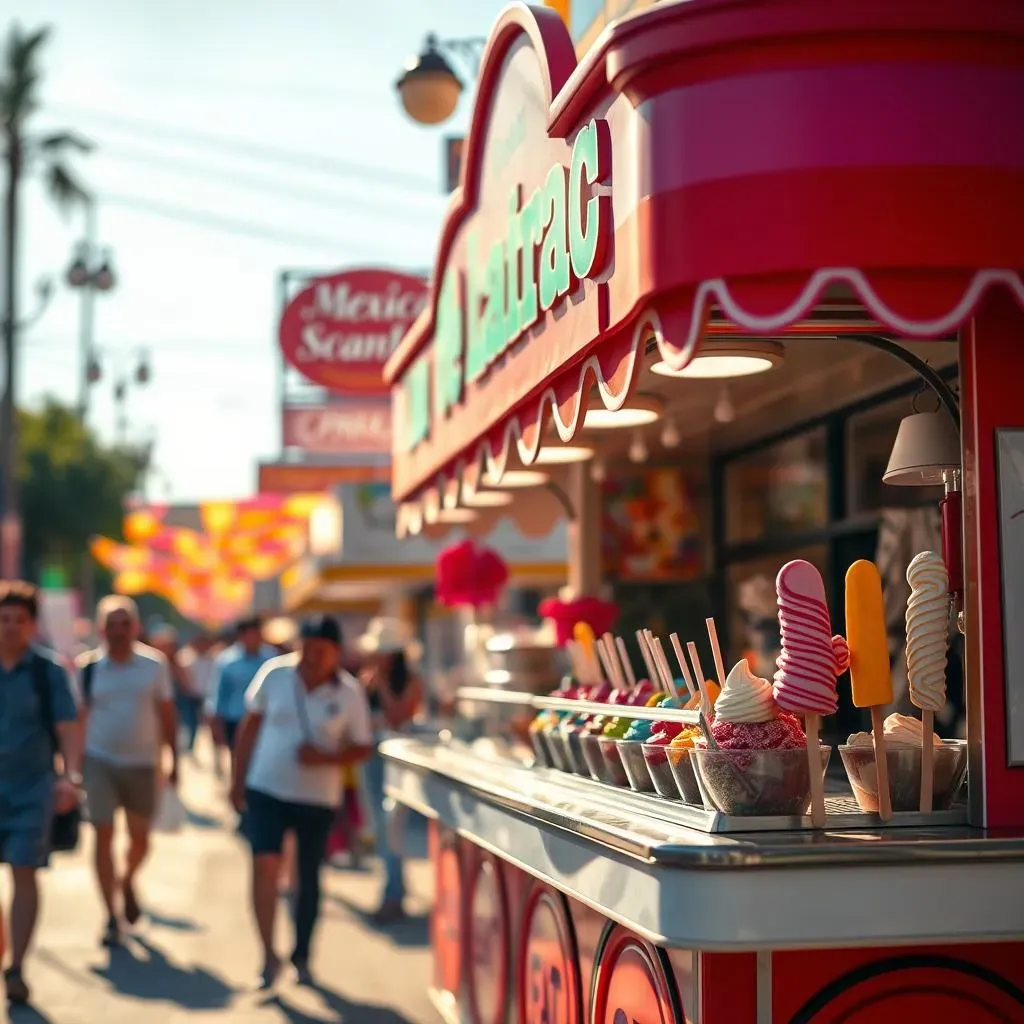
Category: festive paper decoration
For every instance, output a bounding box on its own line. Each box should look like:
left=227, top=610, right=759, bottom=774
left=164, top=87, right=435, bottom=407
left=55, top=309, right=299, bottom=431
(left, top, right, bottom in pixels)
left=92, top=493, right=321, bottom=626
left=539, top=595, right=619, bottom=647
left=435, top=540, right=510, bottom=609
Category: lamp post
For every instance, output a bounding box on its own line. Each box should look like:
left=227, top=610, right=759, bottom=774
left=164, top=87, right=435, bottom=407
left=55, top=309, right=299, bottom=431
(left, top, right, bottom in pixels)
left=65, top=200, right=116, bottom=420
left=395, top=34, right=485, bottom=125
left=86, top=347, right=151, bottom=446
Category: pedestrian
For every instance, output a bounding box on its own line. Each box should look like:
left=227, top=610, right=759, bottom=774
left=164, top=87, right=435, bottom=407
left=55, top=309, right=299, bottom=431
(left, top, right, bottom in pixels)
left=79, top=596, right=179, bottom=947
left=230, top=615, right=372, bottom=989
left=178, top=632, right=221, bottom=769
left=150, top=625, right=203, bottom=757
left=356, top=619, right=424, bottom=923
left=0, top=580, right=82, bottom=1006
left=207, top=616, right=276, bottom=780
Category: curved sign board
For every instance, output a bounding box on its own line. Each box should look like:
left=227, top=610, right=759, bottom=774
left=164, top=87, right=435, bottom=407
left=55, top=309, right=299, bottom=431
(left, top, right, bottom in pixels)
left=280, top=268, right=428, bottom=395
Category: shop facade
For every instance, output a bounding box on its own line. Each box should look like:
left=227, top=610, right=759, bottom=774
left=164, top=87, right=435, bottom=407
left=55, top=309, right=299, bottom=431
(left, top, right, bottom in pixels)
left=384, top=1, right=1024, bottom=1019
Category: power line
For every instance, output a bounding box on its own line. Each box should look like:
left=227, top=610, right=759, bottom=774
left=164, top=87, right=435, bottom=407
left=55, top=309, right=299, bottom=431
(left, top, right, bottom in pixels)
left=98, top=191, right=379, bottom=251
left=48, top=103, right=438, bottom=193
left=98, top=141, right=442, bottom=218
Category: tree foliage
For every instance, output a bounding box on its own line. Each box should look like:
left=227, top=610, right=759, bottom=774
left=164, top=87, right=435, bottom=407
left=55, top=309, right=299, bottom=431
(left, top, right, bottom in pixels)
left=18, top=399, right=144, bottom=581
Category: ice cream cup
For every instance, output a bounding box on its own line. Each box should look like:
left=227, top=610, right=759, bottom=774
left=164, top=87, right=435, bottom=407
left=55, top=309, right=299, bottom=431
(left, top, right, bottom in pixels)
left=616, top=740, right=656, bottom=793
left=665, top=746, right=704, bottom=805
left=530, top=728, right=556, bottom=769
left=839, top=739, right=967, bottom=814
left=597, top=735, right=630, bottom=788
left=580, top=732, right=609, bottom=782
left=692, top=745, right=832, bottom=817
left=544, top=722, right=573, bottom=773
left=641, top=743, right=679, bottom=800
left=563, top=727, right=593, bottom=777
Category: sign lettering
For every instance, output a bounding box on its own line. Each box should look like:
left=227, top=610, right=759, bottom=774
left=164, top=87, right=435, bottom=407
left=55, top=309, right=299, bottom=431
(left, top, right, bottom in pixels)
left=431, top=118, right=612, bottom=425
left=279, top=268, right=428, bottom=395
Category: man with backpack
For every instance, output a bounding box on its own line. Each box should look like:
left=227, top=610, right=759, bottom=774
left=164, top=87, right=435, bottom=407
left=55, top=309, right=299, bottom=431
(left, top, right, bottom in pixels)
left=78, top=595, right=179, bottom=948
left=0, top=580, right=82, bottom=1006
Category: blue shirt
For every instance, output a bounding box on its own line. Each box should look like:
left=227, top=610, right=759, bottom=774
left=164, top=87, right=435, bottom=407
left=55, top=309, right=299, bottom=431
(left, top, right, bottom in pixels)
left=0, top=646, right=79, bottom=827
left=208, top=644, right=277, bottom=723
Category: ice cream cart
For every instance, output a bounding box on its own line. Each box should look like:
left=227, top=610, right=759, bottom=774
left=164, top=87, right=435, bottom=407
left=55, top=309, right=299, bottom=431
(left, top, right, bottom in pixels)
left=382, top=1, right=1024, bottom=1020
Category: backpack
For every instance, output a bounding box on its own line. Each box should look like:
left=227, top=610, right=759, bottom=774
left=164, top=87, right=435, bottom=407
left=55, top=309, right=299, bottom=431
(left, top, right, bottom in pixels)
left=30, top=652, right=82, bottom=853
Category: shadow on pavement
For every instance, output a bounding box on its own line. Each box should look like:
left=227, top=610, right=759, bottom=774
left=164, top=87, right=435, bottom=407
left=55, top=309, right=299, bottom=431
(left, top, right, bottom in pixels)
left=9, top=1005, right=56, bottom=1024
left=324, top=892, right=429, bottom=949
left=182, top=804, right=223, bottom=830
left=145, top=908, right=204, bottom=933
left=90, top=936, right=235, bottom=1009
left=267, top=985, right=418, bottom=1024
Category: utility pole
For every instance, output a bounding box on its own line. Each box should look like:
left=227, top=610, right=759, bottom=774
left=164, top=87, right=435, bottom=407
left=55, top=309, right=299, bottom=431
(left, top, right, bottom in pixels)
left=1, top=131, right=23, bottom=579
left=66, top=199, right=116, bottom=420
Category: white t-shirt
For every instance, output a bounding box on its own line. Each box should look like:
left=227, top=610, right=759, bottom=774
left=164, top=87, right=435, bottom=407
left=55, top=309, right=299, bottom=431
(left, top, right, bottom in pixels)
left=79, top=643, right=173, bottom=767
left=244, top=654, right=373, bottom=808
left=179, top=647, right=217, bottom=700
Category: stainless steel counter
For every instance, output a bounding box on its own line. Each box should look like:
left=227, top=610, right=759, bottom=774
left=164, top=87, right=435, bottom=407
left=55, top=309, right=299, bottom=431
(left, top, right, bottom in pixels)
left=383, top=736, right=1024, bottom=950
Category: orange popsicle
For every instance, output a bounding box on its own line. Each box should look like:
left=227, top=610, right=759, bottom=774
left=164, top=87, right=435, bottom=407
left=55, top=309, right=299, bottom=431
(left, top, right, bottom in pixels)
left=845, top=561, right=893, bottom=708
left=845, top=559, right=893, bottom=820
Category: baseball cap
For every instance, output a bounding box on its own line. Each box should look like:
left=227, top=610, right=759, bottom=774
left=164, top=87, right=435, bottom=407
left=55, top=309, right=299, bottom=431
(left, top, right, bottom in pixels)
left=300, top=615, right=343, bottom=646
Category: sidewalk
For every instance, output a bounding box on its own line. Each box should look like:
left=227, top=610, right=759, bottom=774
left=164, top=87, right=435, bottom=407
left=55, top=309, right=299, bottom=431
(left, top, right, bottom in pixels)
left=2, top=750, right=435, bottom=1024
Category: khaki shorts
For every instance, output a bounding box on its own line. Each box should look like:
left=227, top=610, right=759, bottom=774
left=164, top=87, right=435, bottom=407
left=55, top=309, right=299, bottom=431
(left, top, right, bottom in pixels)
left=83, top=757, right=158, bottom=824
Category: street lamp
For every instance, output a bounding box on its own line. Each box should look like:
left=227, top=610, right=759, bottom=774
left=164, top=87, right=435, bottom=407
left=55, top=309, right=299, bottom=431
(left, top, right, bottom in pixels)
left=65, top=203, right=117, bottom=419
left=87, top=348, right=151, bottom=445
left=396, top=34, right=485, bottom=125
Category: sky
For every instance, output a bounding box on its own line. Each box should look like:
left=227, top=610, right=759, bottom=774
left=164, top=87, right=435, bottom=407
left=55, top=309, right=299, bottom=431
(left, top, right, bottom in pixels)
left=6, top=0, right=507, bottom=501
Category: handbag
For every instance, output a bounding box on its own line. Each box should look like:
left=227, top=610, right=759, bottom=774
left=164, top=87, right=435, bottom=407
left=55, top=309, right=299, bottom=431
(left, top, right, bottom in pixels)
left=32, top=652, right=83, bottom=853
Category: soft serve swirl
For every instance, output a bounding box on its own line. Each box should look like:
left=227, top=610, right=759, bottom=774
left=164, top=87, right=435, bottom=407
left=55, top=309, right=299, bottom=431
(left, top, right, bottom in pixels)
left=906, top=551, right=950, bottom=714
left=715, top=659, right=778, bottom=724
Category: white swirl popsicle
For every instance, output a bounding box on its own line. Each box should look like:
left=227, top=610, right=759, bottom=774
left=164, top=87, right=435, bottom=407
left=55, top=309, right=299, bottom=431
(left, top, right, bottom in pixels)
left=906, top=551, right=950, bottom=714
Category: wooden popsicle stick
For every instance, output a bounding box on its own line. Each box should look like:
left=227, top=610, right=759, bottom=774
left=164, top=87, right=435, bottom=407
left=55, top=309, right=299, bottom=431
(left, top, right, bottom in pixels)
left=635, top=630, right=660, bottom=687
left=565, top=640, right=583, bottom=681
left=652, top=637, right=681, bottom=702
left=920, top=709, right=935, bottom=813
left=599, top=633, right=623, bottom=690
left=669, top=633, right=698, bottom=699
left=705, top=617, right=728, bottom=692
left=642, top=630, right=669, bottom=692
left=614, top=637, right=638, bottom=689
left=870, top=706, right=893, bottom=821
left=686, top=641, right=713, bottom=719
left=599, top=634, right=625, bottom=690
left=593, top=634, right=614, bottom=684
left=805, top=714, right=826, bottom=827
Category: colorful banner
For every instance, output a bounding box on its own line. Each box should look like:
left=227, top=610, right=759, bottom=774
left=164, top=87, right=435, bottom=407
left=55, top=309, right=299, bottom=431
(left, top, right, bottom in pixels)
left=96, top=493, right=324, bottom=626
left=282, top=400, right=391, bottom=455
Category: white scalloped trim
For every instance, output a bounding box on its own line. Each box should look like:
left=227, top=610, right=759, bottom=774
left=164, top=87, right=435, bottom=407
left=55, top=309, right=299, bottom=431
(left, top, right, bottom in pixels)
left=396, top=266, right=1024, bottom=535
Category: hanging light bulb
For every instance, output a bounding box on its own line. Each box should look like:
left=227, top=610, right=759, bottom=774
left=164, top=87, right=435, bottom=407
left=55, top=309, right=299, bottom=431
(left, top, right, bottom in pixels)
left=714, top=387, right=735, bottom=424
left=590, top=459, right=606, bottom=483
left=661, top=417, right=681, bottom=448
left=628, top=430, right=648, bottom=464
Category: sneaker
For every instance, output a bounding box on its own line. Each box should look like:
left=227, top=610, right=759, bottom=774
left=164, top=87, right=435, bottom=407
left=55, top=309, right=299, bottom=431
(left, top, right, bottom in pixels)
left=293, top=959, right=314, bottom=987
left=5, top=966, right=30, bottom=1005
left=371, top=900, right=406, bottom=925
left=259, top=955, right=281, bottom=991
left=102, top=916, right=121, bottom=948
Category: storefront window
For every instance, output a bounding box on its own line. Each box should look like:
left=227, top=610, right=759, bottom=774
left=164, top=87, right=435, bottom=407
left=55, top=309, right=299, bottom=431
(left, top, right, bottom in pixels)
left=724, top=429, right=829, bottom=545
left=846, top=397, right=947, bottom=514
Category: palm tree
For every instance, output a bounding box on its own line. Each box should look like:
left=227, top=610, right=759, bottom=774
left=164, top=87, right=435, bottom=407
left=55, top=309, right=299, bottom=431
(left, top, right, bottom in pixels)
left=1, top=23, right=91, bottom=577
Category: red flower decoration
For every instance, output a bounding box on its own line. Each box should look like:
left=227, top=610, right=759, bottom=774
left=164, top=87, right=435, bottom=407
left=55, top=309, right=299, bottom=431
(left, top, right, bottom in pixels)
left=435, top=540, right=509, bottom=609
left=539, top=596, right=619, bottom=646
